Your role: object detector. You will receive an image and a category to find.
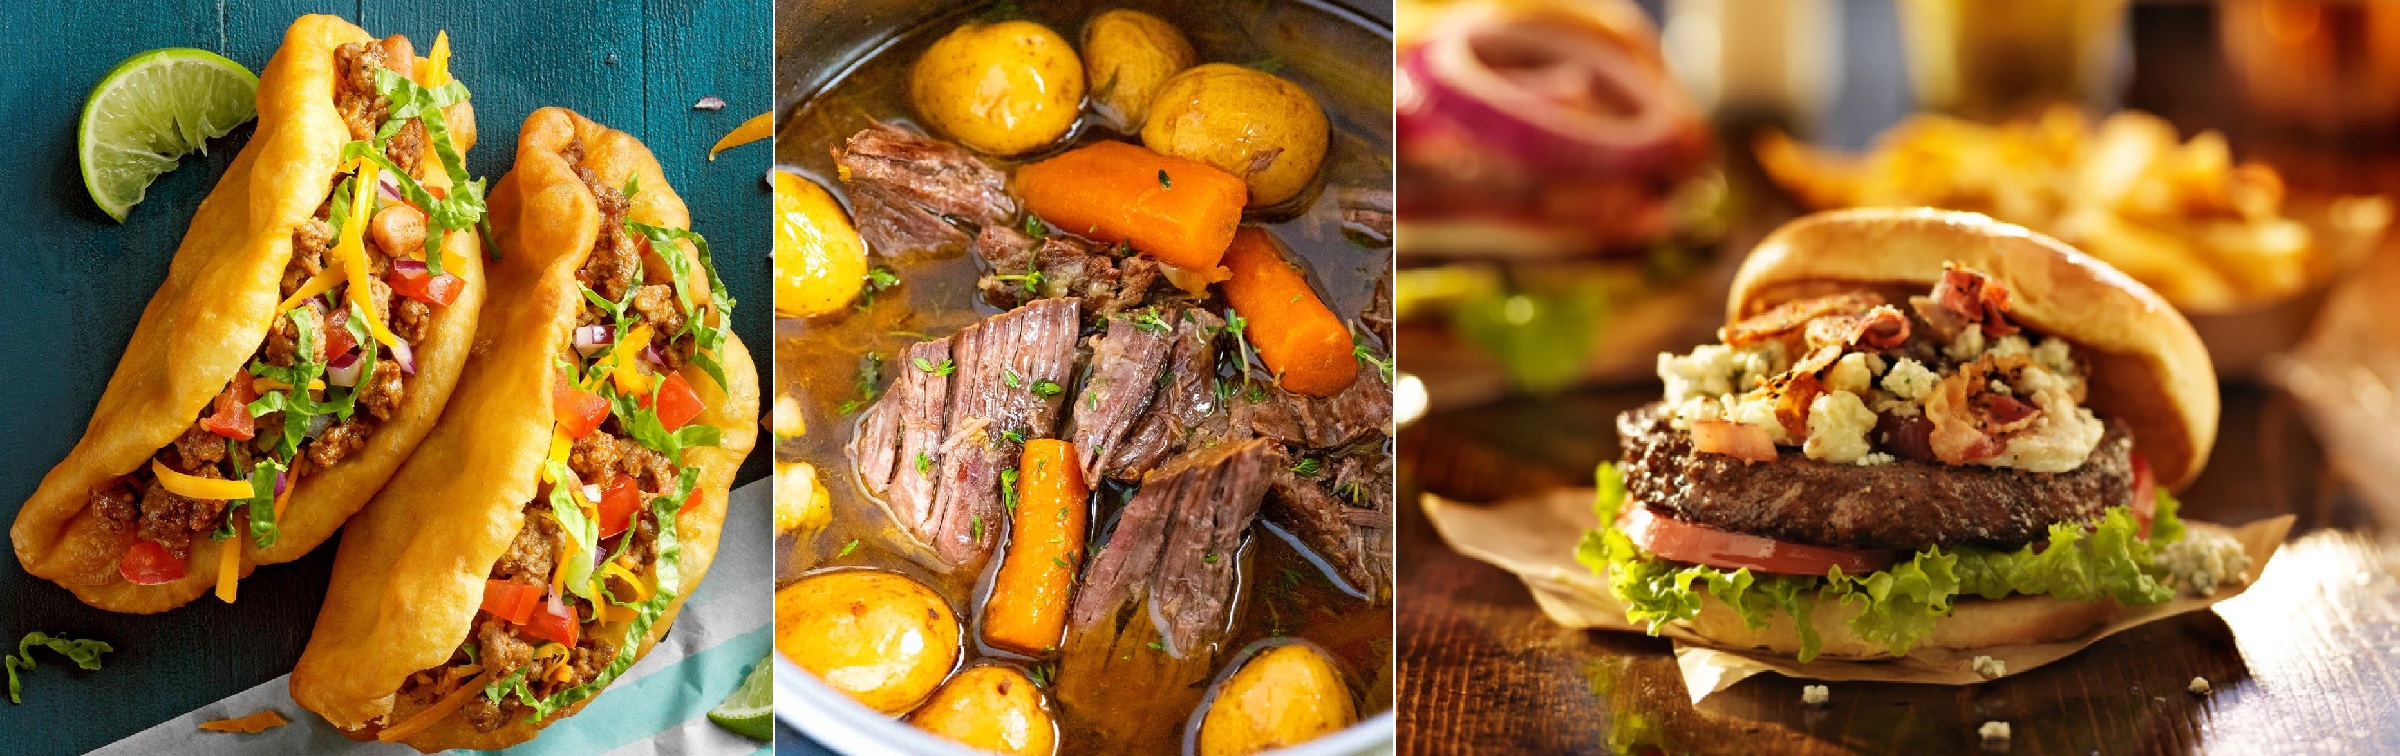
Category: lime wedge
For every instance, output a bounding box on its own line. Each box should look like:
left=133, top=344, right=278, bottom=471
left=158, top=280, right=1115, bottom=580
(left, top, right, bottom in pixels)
left=708, top=656, right=775, bottom=741
left=79, top=48, right=258, bottom=221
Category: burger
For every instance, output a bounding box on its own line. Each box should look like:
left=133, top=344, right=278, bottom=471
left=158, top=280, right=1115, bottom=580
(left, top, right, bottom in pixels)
left=1579, top=208, right=2256, bottom=662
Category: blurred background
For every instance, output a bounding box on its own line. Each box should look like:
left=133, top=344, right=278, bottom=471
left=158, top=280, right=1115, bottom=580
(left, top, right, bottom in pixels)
left=1396, top=1, right=2400, bottom=751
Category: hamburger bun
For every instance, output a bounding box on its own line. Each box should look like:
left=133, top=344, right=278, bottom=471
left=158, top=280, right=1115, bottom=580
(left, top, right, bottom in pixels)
left=1726, top=208, right=2218, bottom=490
left=1681, top=589, right=2121, bottom=660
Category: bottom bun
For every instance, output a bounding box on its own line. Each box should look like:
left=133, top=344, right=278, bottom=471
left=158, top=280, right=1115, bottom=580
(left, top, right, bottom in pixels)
left=1679, top=591, right=2122, bottom=660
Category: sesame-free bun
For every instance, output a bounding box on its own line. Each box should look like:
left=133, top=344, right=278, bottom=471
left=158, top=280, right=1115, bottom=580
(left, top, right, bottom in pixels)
left=1727, top=208, right=2218, bottom=490
left=1680, top=589, right=2121, bottom=660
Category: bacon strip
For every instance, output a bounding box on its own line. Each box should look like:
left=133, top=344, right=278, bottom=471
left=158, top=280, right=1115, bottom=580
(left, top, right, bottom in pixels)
left=1722, top=292, right=1887, bottom=347
left=1803, top=305, right=1913, bottom=352
left=1926, top=264, right=2019, bottom=337
left=1923, top=354, right=2043, bottom=464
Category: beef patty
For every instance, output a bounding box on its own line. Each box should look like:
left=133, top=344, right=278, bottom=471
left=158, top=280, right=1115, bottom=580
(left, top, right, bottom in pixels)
left=1617, top=403, right=2133, bottom=552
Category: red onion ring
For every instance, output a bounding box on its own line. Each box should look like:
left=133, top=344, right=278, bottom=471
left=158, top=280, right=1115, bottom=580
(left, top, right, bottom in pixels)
left=1405, top=3, right=1707, bottom=177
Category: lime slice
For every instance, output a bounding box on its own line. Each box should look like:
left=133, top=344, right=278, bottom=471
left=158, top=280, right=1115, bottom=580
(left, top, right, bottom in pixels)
left=708, top=656, right=775, bottom=741
left=79, top=48, right=258, bottom=221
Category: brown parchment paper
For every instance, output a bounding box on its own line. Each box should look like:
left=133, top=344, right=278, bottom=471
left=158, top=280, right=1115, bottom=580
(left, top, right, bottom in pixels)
left=1423, top=489, right=2293, bottom=703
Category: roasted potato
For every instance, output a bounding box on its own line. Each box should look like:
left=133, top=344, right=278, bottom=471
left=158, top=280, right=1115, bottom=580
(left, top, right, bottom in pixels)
left=1196, top=643, right=1357, bottom=756
left=910, top=20, right=1085, bottom=156
left=775, top=570, right=960, bottom=714
left=1081, top=9, right=1195, bottom=133
left=1142, top=63, right=1329, bottom=208
left=906, top=665, right=1059, bottom=755
left=772, top=170, right=868, bottom=318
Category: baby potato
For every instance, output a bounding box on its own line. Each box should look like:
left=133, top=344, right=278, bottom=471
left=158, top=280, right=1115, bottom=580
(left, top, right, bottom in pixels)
left=910, top=20, right=1085, bottom=156
left=1142, top=63, right=1329, bottom=208
left=1197, top=643, right=1358, bottom=756
left=776, top=570, right=960, bottom=714
left=1081, top=9, right=1196, bottom=133
left=772, top=170, right=867, bottom=318
left=773, top=460, right=830, bottom=536
left=906, top=665, right=1059, bottom=755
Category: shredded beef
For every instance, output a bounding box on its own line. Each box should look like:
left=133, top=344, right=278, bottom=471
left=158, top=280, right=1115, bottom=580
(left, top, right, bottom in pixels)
left=973, top=225, right=1163, bottom=318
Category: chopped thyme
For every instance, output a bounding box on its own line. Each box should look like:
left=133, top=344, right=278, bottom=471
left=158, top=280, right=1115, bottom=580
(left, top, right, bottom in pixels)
left=1157, top=169, right=1171, bottom=189
left=838, top=540, right=860, bottom=557
left=914, top=357, right=955, bottom=376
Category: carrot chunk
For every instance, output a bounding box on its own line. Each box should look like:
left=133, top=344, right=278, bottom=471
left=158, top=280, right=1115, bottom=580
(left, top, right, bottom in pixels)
left=981, top=439, right=1090, bottom=656
left=1219, top=227, right=1356, bottom=396
left=1014, top=141, right=1246, bottom=272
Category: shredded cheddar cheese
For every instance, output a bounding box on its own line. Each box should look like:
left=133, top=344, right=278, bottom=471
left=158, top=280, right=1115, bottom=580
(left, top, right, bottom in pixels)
left=152, top=460, right=256, bottom=500
left=606, top=324, right=656, bottom=397
left=708, top=111, right=771, bottom=161
left=598, top=561, right=651, bottom=602
left=273, top=464, right=298, bottom=521
left=198, top=709, right=289, bottom=734
left=423, top=31, right=452, bottom=88
left=275, top=266, right=346, bottom=313
left=378, top=668, right=496, bottom=742
left=214, top=539, right=241, bottom=603
left=250, top=377, right=326, bottom=393
left=336, top=159, right=401, bottom=348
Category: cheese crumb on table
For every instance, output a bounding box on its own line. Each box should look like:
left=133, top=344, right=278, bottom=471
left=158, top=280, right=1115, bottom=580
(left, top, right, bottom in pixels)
left=2190, top=676, right=2212, bottom=694
left=1802, top=685, right=1829, bottom=706
left=1971, top=655, right=2006, bottom=679
left=1979, top=721, right=2012, bottom=740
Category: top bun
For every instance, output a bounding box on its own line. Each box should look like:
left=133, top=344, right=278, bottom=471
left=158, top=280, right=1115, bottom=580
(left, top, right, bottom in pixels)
left=1727, top=208, right=2218, bottom=490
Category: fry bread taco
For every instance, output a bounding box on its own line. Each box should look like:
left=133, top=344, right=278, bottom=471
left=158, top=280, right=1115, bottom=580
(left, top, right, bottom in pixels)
left=290, top=107, right=759, bottom=751
left=12, top=14, right=488, bottom=613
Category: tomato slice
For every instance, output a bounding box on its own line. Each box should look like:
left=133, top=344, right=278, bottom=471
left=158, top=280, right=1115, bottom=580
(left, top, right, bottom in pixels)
left=597, top=475, right=641, bottom=539
left=2129, top=454, right=2156, bottom=540
left=202, top=379, right=258, bottom=440
left=120, top=541, right=186, bottom=585
left=524, top=593, right=580, bottom=647
left=480, top=579, right=540, bottom=625
left=641, top=373, right=706, bottom=431
left=1619, top=505, right=1898, bottom=576
left=553, top=375, right=611, bottom=439
left=388, top=262, right=464, bottom=306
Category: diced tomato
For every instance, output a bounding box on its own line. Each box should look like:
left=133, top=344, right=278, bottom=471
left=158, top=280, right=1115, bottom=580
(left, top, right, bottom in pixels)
left=2130, top=454, right=2157, bottom=540
left=524, top=593, right=580, bottom=647
left=202, top=379, right=259, bottom=440
left=553, top=375, right=610, bottom=439
left=480, top=580, right=540, bottom=625
left=1619, top=504, right=1897, bottom=576
left=640, top=373, right=706, bottom=431
left=427, top=184, right=448, bottom=201
left=120, top=541, right=186, bottom=585
left=679, top=489, right=704, bottom=517
left=325, top=308, right=359, bottom=361
left=598, top=475, right=641, bottom=539
left=388, top=263, right=465, bottom=306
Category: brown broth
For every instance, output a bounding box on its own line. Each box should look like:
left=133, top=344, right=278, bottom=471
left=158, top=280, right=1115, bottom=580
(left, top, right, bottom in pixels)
left=775, top=1, right=1392, bottom=752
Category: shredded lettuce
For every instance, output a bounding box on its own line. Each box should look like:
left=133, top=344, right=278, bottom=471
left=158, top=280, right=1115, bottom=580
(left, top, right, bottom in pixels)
left=1577, top=463, right=2186, bottom=662
left=545, top=461, right=603, bottom=603
left=6, top=632, right=112, bottom=704
left=623, top=220, right=735, bottom=392
left=365, top=69, right=488, bottom=275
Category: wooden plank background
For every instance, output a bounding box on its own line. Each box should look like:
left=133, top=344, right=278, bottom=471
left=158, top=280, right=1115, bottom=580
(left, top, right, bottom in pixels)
left=0, top=3, right=768, bottom=753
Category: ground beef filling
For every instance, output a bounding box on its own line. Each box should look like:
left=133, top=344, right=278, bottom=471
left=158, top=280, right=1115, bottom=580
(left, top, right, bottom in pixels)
left=86, top=42, right=438, bottom=559
left=396, top=144, right=695, bottom=731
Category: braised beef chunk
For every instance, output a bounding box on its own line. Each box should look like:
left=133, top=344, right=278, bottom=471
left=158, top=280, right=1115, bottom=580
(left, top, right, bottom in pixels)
left=1617, top=403, right=2131, bottom=551
left=1363, top=273, right=1393, bottom=347
left=1104, top=308, right=1224, bottom=479
left=974, top=225, right=1163, bottom=317
left=1338, top=187, right=1395, bottom=244
left=1235, top=360, right=1392, bottom=450
left=1068, top=314, right=1175, bottom=481
left=1266, top=452, right=1392, bottom=601
left=925, top=299, right=1081, bottom=567
left=1070, top=439, right=1279, bottom=657
left=835, top=124, right=1015, bottom=254
left=850, top=338, right=954, bottom=538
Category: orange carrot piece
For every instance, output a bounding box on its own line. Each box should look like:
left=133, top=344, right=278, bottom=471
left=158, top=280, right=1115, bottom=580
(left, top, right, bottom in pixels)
left=1219, top=227, right=1357, bottom=397
left=982, top=439, right=1090, bottom=656
left=377, top=668, right=497, bottom=742
left=1014, top=140, right=1246, bottom=272
left=199, top=709, right=290, bottom=734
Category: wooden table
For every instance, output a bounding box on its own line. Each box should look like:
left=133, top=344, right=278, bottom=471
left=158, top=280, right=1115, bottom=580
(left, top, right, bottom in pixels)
left=0, top=5, right=767, bottom=753
left=1396, top=381, right=2400, bottom=755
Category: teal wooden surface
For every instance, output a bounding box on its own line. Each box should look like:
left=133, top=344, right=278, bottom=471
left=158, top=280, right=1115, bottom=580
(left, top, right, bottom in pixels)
left=0, top=3, right=769, bottom=753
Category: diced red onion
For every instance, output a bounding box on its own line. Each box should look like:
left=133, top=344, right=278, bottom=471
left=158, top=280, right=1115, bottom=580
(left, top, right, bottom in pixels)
left=642, top=343, right=668, bottom=369
left=305, top=414, right=333, bottom=439
left=390, top=338, right=416, bottom=375
left=378, top=172, right=405, bottom=205
left=573, top=325, right=614, bottom=358
left=582, top=483, right=603, bottom=502
left=273, top=471, right=288, bottom=496
left=327, top=349, right=364, bottom=387
left=392, top=259, right=428, bottom=277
